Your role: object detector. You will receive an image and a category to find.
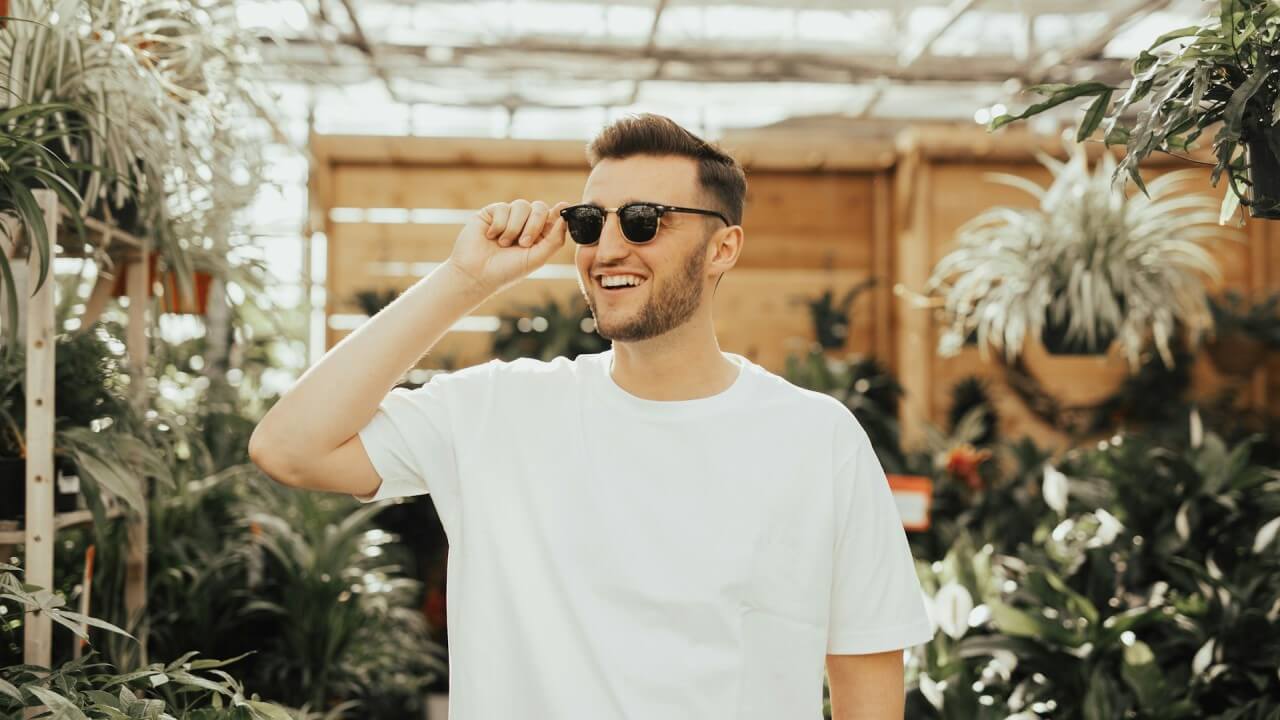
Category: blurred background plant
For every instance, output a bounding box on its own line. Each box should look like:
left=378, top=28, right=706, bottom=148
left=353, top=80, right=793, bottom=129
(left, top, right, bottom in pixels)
left=926, top=142, right=1225, bottom=368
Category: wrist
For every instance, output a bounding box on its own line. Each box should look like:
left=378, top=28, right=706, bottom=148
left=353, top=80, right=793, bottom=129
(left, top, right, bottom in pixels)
left=436, top=261, right=495, bottom=303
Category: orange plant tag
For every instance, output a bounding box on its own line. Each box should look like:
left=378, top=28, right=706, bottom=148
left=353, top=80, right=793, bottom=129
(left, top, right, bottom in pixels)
left=887, top=474, right=933, bottom=532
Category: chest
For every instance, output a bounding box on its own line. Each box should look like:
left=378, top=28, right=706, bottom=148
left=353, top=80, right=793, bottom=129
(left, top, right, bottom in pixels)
left=461, top=405, right=838, bottom=624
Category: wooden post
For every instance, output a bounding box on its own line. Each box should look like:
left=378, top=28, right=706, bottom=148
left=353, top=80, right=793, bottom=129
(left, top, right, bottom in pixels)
left=892, top=137, right=934, bottom=449
left=872, top=171, right=894, bottom=365
left=123, top=241, right=149, bottom=664
left=23, top=190, right=58, bottom=671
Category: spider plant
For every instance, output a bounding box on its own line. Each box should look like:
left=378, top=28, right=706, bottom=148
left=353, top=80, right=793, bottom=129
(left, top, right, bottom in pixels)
left=0, top=0, right=276, bottom=309
left=926, top=143, right=1225, bottom=369
left=0, top=94, right=88, bottom=352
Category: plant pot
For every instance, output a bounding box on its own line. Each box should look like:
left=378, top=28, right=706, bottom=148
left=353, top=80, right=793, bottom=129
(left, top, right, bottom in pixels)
left=1247, top=126, right=1280, bottom=219
left=1206, top=330, right=1267, bottom=377
left=110, top=253, right=214, bottom=314
left=1020, top=337, right=1130, bottom=407
left=1040, top=314, right=1117, bottom=356
left=0, top=456, right=83, bottom=519
left=0, top=457, right=21, bottom=521
left=54, top=455, right=81, bottom=514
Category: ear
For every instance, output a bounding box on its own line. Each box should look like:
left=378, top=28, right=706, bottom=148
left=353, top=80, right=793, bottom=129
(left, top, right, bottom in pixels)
left=707, top=224, right=744, bottom=277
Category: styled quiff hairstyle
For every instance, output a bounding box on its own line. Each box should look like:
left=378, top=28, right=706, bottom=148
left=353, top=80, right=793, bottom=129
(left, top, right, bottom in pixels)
left=585, top=114, right=747, bottom=226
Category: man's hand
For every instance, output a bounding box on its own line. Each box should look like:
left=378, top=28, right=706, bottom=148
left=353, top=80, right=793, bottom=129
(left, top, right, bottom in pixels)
left=826, top=650, right=906, bottom=719
left=446, top=199, right=571, bottom=297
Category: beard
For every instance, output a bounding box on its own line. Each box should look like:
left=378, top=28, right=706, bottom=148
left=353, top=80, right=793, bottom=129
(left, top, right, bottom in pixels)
left=581, top=241, right=707, bottom=342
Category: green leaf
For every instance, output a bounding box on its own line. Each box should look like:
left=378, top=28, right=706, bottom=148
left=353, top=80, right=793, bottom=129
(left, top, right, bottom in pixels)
left=989, top=83, right=1114, bottom=131
left=1122, top=640, right=1166, bottom=709
left=0, top=677, right=22, bottom=702
left=1221, top=56, right=1275, bottom=145
left=1083, top=666, right=1118, bottom=720
left=26, top=685, right=90, bottom=720
left=246, top=700, right=296, bottom=720
left=987, top=600, right=1043, bottom=638
left=1220, top=186, right=1243, bottom=225
left=1078, top=89, right=1115, bottom=142
left=1147, top=25, right=1203, bottom=50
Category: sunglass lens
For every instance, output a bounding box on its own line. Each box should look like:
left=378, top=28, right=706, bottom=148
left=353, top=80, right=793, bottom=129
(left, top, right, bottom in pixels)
left=619, top=205, right=659, bottom=243
left=564, top=207, right=604, bottom=245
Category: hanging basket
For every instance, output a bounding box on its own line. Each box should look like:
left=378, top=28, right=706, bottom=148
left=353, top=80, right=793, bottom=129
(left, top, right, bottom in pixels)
left=1205, top=330, right=1268, bottom=377
left=1247, top=125, right=1280, bottom=220
left=109, top=253, right=213, bottom=315
left=1020, top=336, right=1131, bottom=408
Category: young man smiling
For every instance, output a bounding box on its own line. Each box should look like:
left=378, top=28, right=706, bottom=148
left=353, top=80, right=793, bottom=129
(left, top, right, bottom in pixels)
left=250, top=114, right=934, bottom=719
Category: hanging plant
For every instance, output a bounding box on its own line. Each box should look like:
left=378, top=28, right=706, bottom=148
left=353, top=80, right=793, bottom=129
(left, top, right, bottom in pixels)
left=989, top=0, right=1280, bottom=221
left=925, top=141, right=1224, bottom=369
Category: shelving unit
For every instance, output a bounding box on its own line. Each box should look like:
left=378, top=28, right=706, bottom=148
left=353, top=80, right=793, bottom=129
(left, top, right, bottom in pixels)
left=0, top=189, right=153, bottom=672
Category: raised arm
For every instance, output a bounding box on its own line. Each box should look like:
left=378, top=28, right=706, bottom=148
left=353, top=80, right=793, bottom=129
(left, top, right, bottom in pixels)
left=248, top=199, right=570, bottom=497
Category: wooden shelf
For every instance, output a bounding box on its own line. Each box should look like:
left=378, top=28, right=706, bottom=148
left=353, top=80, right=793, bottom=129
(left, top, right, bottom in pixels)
left=0, top=504, right=128, bottom=544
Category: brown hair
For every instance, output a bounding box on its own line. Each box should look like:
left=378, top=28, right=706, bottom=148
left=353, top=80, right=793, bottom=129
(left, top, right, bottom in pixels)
left=586, top=113, right=747, bottom=226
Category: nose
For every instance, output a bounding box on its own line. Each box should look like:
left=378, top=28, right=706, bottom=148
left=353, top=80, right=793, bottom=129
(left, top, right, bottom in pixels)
left=594, top=212, right=632, bottom=263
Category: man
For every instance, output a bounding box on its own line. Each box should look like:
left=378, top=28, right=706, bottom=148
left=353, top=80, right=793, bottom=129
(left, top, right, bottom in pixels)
left=250, top=114, right=934, bottom=719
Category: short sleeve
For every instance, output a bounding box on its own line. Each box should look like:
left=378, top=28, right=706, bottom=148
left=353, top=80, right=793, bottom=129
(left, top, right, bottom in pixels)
left=826, top=422, right=936, bottom=654
left=354, top=360, right=497, bottom=519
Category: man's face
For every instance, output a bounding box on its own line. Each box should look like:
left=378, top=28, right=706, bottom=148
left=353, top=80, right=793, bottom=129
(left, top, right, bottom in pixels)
left=574, top=155, right=716, bottom=343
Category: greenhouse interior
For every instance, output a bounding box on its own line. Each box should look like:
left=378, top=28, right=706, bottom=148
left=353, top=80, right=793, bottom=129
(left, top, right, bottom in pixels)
left=2, top=0, right=1280, bottom=718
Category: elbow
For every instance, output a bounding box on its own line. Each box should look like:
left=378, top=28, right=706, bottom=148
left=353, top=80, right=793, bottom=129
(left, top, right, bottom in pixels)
left=248, top=424, right=304, bottom=488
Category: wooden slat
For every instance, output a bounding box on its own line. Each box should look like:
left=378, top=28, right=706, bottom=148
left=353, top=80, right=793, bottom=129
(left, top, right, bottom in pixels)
left=332, top=166, right=587, bottom=210
left=23, top=190, right=58, bottom=672
left=313, top=133, right=898, bottom=172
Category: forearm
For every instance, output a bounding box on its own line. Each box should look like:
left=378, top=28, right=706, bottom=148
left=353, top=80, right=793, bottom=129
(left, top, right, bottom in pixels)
left=251, top=261, right=490, bottom=467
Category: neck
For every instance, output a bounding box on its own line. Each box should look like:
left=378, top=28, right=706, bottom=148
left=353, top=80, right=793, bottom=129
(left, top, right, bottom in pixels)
left=606, top=309, right=740, bottom=401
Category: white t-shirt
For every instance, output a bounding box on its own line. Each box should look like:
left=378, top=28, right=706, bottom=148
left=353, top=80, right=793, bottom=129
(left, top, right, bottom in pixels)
left=356, top=349, right=934, bottom=719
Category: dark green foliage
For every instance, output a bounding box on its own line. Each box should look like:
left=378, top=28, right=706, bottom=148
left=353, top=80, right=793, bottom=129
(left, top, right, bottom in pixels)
left=801, top=279, right=875, bottom=351
left=948, top=377, right=999, bottom=446
left=989, top=0, right=1280, bottom=220
left=352, top=289, right=400, bottom=318
left=907, top=428, right=1280, bottom=719
left=490, top=295, right=609, bottom=361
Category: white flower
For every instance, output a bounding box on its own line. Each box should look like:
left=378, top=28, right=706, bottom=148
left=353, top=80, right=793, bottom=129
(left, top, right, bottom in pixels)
left=1042, top=465, right=1069, bottom=515
left=1090, top=509, right=1124, bottom=548
left=933, top=582, right=974, bottom=640
left=918, top=673, right=944, bottom=710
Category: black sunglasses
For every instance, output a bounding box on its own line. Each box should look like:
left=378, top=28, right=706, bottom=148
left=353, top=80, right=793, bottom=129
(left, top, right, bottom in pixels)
left=559, top=202, right=730, bottom=245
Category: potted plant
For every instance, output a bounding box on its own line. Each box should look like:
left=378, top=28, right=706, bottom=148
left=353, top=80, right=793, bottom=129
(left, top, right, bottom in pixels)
left=491, top=296, right=610, bottom=361
left=0, top=328, right=163, bottom=523
left=989, top=0, right=1280, bottom=221
left=1205, top=289, right=1280, bottom=376
left=109, top=251, right=216, bottom=315
left=925, top=142, right=1223, bottom=405
left=354, top=288, right=401, bottom=317
left=797, top=279, right=876, bottom=351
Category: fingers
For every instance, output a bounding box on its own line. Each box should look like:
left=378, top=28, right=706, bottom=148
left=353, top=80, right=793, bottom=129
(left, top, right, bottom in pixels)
left=528, top=202, right=570, bottom=263
left=518, top=201, right=550, bottom=247
left=482, top=199, right=565, bottom=249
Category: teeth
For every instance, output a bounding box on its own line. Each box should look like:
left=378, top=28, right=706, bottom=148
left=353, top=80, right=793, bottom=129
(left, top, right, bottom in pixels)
left=600, top=275, right=644, bottom=288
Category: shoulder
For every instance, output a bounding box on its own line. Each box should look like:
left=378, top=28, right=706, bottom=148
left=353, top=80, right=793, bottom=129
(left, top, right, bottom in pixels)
left=746, top=361, right=857, bottom=425
left=743, top=361, right=872, bottom=464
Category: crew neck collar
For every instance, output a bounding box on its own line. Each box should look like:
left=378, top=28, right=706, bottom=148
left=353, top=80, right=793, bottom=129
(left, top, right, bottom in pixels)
left=593, top=348, right=754, bottom=419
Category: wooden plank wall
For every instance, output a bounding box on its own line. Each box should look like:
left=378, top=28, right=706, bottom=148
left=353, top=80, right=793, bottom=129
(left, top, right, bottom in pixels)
left=312, top=130, right=1280, bottom=449
left=312, top=135, right=896, bottom=373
